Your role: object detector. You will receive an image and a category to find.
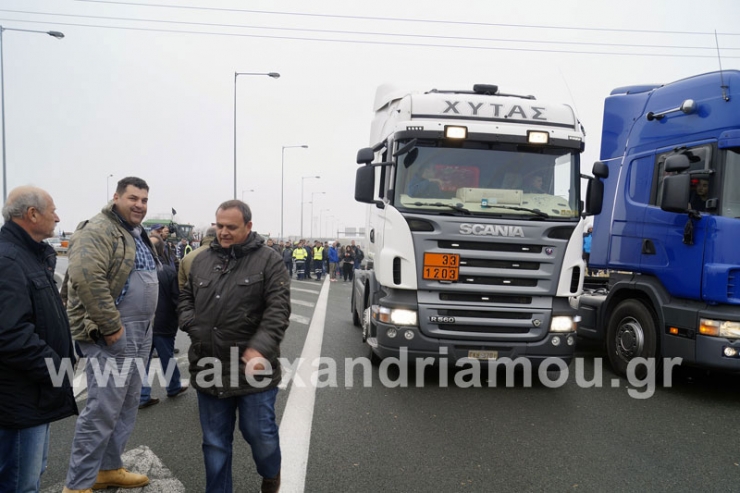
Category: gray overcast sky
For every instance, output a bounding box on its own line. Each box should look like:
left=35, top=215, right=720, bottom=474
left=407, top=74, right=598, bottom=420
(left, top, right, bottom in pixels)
left=1, top=0, right=739, bottom=237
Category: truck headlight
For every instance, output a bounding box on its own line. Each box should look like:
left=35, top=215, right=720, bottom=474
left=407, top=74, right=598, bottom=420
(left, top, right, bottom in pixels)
left=378, top=306, right=418, bottom=326
left=700, top=318, right=740, bottom=339
left=549, top=316, right=575, bottom=332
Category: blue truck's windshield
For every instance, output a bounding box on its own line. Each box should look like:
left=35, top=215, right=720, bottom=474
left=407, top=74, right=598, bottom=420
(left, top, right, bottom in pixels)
left=392, top=143, right=580, bottom=219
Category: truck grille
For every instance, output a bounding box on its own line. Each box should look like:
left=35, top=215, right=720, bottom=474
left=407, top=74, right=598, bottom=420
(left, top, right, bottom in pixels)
left=438, top=240, right=543, bottom=254
left=439, top=293, right=532, bottom=304
left=413, top=223, right=572, bottom=342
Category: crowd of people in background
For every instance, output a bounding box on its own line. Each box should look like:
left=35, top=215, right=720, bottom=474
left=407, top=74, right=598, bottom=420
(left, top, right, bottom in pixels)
left=267, top=237, right=364, bottom=282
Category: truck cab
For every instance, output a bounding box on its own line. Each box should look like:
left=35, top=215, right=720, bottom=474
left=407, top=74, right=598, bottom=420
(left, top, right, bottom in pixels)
left=352, top=83, right=587, bottom=368
left=581, top=71, right=740, bottom=375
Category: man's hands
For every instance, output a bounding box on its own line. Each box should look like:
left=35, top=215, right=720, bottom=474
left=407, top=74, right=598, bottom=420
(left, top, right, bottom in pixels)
left=242, top=347, right=267, bottom=375
left=104, top=326, right=125, bottom=345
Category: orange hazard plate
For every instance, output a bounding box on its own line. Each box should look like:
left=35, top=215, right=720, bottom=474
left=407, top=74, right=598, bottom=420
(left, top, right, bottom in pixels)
left=423, top=253, right=460, bottom=281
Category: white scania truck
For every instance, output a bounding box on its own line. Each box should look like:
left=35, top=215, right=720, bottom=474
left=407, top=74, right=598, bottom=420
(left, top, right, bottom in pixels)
left=350, top=83, right=587, bottom=366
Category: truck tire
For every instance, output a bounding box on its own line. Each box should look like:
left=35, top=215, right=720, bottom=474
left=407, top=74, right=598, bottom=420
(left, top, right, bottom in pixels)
left=361, top=307, right=372, bottom=343
left=361, top=308, right=382, bottom=365
left=351, top=287, right=361, bottom=327
left=606, top=299, right=658, bottom=378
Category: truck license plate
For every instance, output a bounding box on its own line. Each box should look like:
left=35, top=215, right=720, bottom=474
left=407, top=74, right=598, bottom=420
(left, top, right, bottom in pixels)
left=468, top=350, right=498, bottom=360
left=423, top=253, right=460, bottom=281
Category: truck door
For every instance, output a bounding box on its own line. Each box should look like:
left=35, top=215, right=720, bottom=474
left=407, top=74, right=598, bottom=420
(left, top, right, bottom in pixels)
left=642, top=145, right=712, bottom=299
left=606, top=152, right=650, bottom=271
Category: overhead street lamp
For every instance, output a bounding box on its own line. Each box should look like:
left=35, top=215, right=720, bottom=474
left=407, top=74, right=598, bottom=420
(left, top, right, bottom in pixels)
left=233, top=71, right=279, bottom=200
left=241, top=188, right=255, bottom=201
left=280, top=144, right=308, bottom=240
left=300, top=175, right=320, bottom=238
left=106, top=174, right=113, bottom=202
left=1, top=25, right=65, bottom=203
left=309, top=191, right=325, bottom=238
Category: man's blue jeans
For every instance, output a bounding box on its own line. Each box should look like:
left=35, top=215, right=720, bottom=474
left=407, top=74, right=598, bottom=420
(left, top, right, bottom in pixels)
left=197, top=388, right=281, bottom=492
left=140, top=334, right=183, bottom=403
left=0, top=423, right=50, bottom=493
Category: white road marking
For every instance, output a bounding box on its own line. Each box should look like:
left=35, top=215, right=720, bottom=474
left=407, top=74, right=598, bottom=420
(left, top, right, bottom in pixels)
left=290, top=313, right=311, bottom=325
left=278, top=368, right=294, bottom=390
left=279, top=276, right=330, bottom=493
left=291, top=287, right=321, bottom=294
left=42, top=445, right=185, bottom=493
left=292, top=299, right=316, bottom=308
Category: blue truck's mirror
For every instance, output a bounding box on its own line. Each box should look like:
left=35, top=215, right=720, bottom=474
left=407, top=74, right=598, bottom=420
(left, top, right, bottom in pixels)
left=664, top=154, right=691, bottom=172
left=584, top=178, right=604, bottom=215
left=660, top=173, right=691, bottom=213
left=592, top=161, right=609, bottom=178
left=357, top=147, right=374, bottom=165
left=355, top=165, right=375, bottom=203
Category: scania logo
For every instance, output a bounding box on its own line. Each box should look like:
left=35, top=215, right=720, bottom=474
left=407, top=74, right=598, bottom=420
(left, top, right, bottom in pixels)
left=459, top=223, right=525, bottom=237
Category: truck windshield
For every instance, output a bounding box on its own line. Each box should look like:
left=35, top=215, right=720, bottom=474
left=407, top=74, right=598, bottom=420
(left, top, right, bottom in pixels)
left=393, top=141, right=580, bottom=219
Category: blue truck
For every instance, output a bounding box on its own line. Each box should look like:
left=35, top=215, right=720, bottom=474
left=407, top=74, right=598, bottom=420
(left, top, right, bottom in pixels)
left=580, top=70, right=740, bottom=376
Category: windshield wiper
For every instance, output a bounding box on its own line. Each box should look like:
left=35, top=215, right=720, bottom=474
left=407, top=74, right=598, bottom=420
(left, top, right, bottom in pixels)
left=484, top=205, right=550, bottom=218
left=411, top=202, right=471, bottom=215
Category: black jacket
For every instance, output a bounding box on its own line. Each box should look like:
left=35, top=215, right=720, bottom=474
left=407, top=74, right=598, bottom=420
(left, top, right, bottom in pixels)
left=179, top=231, right=291, bottom=397
left=154, top=264, right=180, bottom=337
left=0, top=222, right=78, bottom=428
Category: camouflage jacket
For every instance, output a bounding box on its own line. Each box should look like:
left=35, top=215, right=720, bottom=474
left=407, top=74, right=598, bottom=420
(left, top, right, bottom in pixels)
left=66, top=202, right=154, bottom=342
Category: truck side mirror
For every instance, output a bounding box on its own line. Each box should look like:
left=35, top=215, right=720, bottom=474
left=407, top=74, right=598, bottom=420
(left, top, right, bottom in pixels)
left=664, top=154, right=691, bottom=172
left=584, top=178, right=604, bottom=216
left=355, top=165, right=376, bottom=203
left=592, top=161, right=609, bottom=179
left=357, top=147, right=374, bottom=165
left=660, top=174, right=691, bottom=213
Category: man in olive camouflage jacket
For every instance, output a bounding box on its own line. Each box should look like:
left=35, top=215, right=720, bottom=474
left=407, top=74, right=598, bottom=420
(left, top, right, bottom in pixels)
left=63, top=177, right=159, bottom=493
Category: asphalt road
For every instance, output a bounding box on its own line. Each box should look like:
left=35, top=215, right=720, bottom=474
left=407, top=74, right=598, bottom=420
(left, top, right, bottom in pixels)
left=41, top=277, right=740, bottom=492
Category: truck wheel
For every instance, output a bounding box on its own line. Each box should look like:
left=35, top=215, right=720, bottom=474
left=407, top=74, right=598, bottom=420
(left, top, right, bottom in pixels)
left=361, top=306, right=381, bottom=365
left=606, top=299, right=658, bottom=378
left=361, top=307, right=372, bottom=343
left=369, top=347, right=381, bottom=366
left=351, top=288, right=361, bottom=327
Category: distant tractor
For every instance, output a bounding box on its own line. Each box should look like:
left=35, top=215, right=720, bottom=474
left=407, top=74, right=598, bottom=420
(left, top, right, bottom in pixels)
left=142, top=219, right=194, bottom=245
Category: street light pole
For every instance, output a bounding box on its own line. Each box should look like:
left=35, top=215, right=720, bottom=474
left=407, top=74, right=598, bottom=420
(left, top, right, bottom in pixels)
left=106, top=174, right=113, bottom=202
left=300, top=175, right=320, bottom=238
left=1, top=25, right=64, bottom=203
left=280, top=144, right=308, bottom=240
left=310, top=191, right=325, bottom=237
left=233, top=71, right=279, bottom=200
left=320, top=209, right=331, bottom=239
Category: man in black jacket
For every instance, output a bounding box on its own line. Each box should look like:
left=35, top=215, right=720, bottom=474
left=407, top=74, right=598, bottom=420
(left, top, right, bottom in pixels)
left=0, top=186, right=78, bottom=491
left=179, top=200, right=290, bottom=493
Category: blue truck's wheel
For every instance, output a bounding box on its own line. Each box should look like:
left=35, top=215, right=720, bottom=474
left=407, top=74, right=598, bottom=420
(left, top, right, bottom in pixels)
left=606, top=299, right=658, bottom=378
